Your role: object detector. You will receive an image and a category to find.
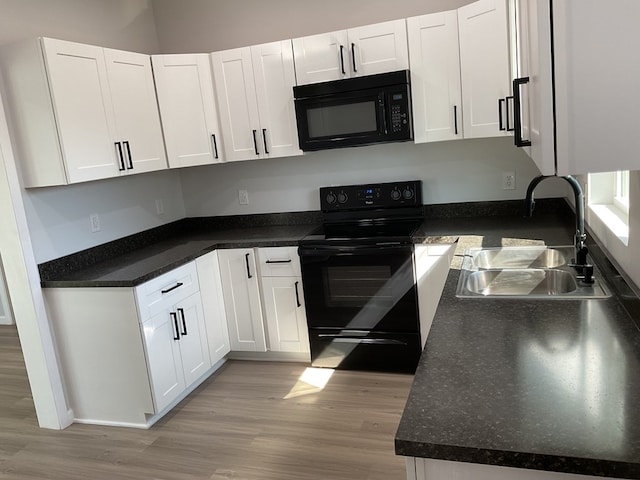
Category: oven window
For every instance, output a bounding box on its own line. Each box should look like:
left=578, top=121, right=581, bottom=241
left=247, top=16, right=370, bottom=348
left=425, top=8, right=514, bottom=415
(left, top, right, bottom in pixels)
left=307, top=101, right=377, bottom=137
left=323, top=265, right=392, bottom=308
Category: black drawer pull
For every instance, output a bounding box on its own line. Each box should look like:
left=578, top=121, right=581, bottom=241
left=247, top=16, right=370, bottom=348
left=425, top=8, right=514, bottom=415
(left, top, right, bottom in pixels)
left=171, top=312, right=180, bottom=340
left=265, top=259, right=292, bottom=264
left=115, top=142, right=125, bottom=171
left=161, top=282, right=183, bottom=294
left=245, top=253, right=253, bottom=279
left=177, top=308, right=187, bottom=335
left=123, top=140, right=133, bottom=169
left=294, top=281, right=301, bottom=308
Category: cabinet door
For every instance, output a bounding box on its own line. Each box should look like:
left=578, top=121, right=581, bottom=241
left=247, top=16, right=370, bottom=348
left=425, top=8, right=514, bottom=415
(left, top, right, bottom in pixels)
left=143, top=308, right=185, bottom=413
left=41, top=38, right=120, bottom=183
left=458, top=0, right=511, bottom=138
left=552, top=0, right=640, bottom=175
left=152, top=54, right=223, bottom=168
left=251, top=41, right=302, bottom=159
left=211, top=48, right=262, bottom=161
left=262, top=276, right=309, bottom=353
left=292, top=30, right=349, bottom=84
left=408, top=11, right=463, bottom=143
left=348, top=19, right=409, bottom=77
left=196, top=251, right=231, bottom=366
left=175, top=293, right=212, bottom=387
left=104, top=48, right=167, bottom=175
left=218, top=249, right=266, bottom=352
left=512, top=0, right=555, bottom=175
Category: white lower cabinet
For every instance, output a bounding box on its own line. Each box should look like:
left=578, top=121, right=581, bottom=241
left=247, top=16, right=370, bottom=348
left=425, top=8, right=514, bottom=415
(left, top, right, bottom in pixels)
left=217, top=248, right=267, bottom=352
left=44, top=255, right=229, bottom=428
left=140, top=290, right=211, bottom=413
left=414, top=244, right=455, bottom=346
left=196, top=251, right=231, bottom=365
left=258, top=247, right=309, bottom=354
left=407, top=457, right=617, bottom=480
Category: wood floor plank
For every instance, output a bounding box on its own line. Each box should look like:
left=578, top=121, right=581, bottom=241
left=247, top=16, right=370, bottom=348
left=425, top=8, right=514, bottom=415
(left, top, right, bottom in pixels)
left=0, top=325, right=413, bottom=479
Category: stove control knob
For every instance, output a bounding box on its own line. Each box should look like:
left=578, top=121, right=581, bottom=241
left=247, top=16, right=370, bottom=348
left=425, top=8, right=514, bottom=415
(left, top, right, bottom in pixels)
left=326, top=192, right=337, bottom=205
left=337, top=191, right=348, bottom=204
left=391, top=188, right=402, bottom=201
left=403, top=187, right=415, bottom=200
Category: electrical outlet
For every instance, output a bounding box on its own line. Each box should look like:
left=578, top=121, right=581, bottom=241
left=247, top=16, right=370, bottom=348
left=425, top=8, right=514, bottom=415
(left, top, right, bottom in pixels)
left=90, top=213, right=100, bottom=233
left=502, top=171, right=516, bottom=190
left=238, top=189, right=249, bottom=205
left=155, top=199, right=165, bottom=215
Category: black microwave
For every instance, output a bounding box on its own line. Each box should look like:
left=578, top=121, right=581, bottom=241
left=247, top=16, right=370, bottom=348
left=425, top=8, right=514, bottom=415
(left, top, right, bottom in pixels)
left=293, top=70, right=413, bottom=151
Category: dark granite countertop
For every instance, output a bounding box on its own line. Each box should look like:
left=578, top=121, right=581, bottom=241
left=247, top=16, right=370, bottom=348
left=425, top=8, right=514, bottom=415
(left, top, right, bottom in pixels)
left=39, top=223, right=318, bottom=287
left=395, top=213, right=640, bottom=479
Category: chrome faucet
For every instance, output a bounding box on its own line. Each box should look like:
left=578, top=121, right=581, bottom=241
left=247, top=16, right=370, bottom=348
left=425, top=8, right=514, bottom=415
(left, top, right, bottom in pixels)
left=524, top=175, right=593, bottom=282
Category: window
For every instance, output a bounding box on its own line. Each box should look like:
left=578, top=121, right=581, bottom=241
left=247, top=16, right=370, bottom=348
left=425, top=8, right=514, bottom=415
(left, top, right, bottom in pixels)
left=588, top=171, right=629, bottom=245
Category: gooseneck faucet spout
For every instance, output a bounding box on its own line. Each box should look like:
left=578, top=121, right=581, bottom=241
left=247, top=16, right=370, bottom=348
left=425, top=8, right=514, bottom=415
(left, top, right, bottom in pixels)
left=524, top=175, right=588, bottom=266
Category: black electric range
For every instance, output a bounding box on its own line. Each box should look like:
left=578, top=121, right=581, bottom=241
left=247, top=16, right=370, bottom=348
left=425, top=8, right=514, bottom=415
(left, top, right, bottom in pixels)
left=298, top=180, right=424, bottom=373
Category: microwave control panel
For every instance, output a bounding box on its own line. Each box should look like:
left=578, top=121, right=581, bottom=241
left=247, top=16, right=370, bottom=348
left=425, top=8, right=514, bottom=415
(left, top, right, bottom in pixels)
left=389, top=92, right=409, bottom=133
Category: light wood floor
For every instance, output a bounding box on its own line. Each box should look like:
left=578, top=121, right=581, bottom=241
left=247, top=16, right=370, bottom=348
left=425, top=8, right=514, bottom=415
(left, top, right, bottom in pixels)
left=0, top=325, right=413, bottom=479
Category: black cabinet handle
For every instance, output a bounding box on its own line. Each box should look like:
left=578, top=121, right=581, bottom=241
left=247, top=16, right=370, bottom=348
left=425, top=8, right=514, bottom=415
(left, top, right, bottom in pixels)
left=294, top=281, right=301, bottom=308
left=265, top=259, right=292, bottom=264
left=177, top=308, right=187, bottom=336
left=339, top=45, right=346, bottom=75
left=513, top=76, right=532, bottom=147
left=161, top=282, right=183, bottom=294
left=453, top=105, right=458, bottom=135
left=498, top=98, right=505, bottom=131
left=505, top=96, right=515, bottom=132
left=171, top=312, right=180, bottom=340
left=211, top=134, right=219, bottom=159
left=245, top=253, right=252, bottom=279
left=262, top=128, right=269, bottom=154
left=252, top=129, right=259, bottom=155
left=123, top=140, right=133, bottom=169
left=115, top=142, right=125, bottom=171
left=351, top=43, right=357, bottom=72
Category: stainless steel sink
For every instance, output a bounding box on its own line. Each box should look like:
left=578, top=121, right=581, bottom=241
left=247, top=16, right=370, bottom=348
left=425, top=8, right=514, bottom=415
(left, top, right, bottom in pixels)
left=456, top=246, right=610, bottom=299
left=470, top=246, right=566, bottom=269
left=465, top=269, right=577, bottom=296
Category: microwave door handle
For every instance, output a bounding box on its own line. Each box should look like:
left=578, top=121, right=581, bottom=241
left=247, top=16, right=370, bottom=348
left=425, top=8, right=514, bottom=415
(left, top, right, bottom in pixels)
left=378, top=93, right=388, bottom=134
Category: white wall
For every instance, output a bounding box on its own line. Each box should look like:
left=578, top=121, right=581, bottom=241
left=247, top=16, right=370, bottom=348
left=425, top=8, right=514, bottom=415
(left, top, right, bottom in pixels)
left=0, top=0, right=159, bottom=53
left=0, top=0, right=188, bottom=263
left=25, top=172, right=186, bottom=263
left=152, top=0, right=476, bottom=53
left=181, top=138, right=557, bottom=216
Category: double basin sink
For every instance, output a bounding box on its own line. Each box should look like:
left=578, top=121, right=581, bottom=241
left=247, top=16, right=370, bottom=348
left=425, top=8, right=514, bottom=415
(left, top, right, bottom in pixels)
left=456, top=246, right=610, bottom=299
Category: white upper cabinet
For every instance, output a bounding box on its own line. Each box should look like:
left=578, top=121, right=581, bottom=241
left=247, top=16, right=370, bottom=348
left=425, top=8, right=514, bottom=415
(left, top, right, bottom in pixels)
left=212, top=40, right=301, bottom=162
left=0, top=37, right=167, bottom=187
left=251, top=41, right=302, bottom=159
left=152, top=54, right=223, bottom=168
left=41, top=39, right=121, bottom=183
left=292, top=30, right=349, bottom=84
left=103, top=48, right=167, bottom=174
left=458, top=0, right=512, bottom=138
left=408, top=11, right=463, bottom=142
left=513, top=0, right=640, bottom=175
left=293, top=19, right=409, bottom=85
left=511, top=0, right=555, bottom=175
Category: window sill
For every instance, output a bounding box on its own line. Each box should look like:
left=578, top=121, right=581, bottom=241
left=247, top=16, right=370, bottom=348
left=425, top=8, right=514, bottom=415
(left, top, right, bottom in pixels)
left=589, top=204, right=629, bottom=246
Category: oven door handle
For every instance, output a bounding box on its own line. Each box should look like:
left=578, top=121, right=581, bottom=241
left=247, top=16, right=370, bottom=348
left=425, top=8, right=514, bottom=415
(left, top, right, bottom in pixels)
left=298, top=244, right=413, bottom=257
left=317, top=335, right=408, bottom=346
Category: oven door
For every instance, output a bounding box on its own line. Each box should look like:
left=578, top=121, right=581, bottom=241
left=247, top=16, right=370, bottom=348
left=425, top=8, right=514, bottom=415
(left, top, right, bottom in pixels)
left=294, top=88, right=387, bottom=151
left=298, top=244, right=418, bottom=333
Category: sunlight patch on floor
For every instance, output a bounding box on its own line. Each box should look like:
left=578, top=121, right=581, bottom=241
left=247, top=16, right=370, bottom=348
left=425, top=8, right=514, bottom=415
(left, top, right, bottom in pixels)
left=283, top=367, right=335, bottom=399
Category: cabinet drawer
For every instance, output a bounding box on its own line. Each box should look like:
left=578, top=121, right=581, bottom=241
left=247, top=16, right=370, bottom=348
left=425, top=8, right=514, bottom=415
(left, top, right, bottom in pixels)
left=135, top=261, right=199, bottom=323
left=258, top=247, right=301, bottom=277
